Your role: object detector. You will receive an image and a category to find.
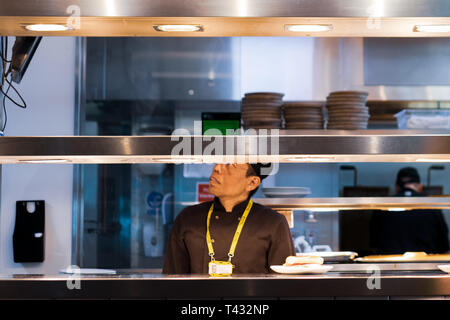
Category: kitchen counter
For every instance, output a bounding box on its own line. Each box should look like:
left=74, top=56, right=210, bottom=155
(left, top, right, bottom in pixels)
left=1, top=271, right=450, bottom=299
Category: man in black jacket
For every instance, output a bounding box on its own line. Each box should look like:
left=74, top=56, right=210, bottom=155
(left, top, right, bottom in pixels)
left=163, top=163, right=295, bottom=274
left=370, top=167, right=449, bottom=254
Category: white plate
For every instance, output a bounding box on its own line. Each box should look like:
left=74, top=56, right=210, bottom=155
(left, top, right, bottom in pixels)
left=59, top=268, right=117, bottom=275
left=270, top=264, right=333, bottom=274
left=438, top=265, right=450, bottom=273
left=262, top=187, right=311, bottom=198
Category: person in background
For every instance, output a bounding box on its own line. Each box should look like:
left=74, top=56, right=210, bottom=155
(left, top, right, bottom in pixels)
left=370, top=167, right=449, bottom=254
left=163, top=163, right=295, bottom=274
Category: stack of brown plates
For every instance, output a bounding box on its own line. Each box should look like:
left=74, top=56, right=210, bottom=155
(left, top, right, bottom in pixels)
left=283, top=101, right=325, bottom=129
left=326, top=91, right=370, bottom=130
left=241, top=92, right=284, bottom=129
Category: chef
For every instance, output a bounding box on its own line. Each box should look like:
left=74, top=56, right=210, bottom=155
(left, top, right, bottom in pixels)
left=163, top=163, right=295, bottom=275
left=370, top=167, right=449, bottom=254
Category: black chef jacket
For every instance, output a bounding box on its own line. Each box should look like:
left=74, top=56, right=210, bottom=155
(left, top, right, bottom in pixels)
left=370, top=189, right=449, bottom=254
left=163, top=197, right=295, bottom=274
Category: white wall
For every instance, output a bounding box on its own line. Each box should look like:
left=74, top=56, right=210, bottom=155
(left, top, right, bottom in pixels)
left=240, top=37, right=315, bottom=100
left=0, top=37, right=75, bottom=275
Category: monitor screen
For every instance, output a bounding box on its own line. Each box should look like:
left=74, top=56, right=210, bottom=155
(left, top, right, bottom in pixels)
left=10, top=37, right=42, bottom=84
left=202, top=112, right=241, bottom=135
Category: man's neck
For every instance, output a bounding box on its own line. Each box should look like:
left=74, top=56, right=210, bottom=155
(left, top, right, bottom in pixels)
left=218, top=194, right=249, bottom=213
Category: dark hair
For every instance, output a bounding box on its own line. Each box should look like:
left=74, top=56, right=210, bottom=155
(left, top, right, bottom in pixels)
left=396, top=167, right=421, bottom=188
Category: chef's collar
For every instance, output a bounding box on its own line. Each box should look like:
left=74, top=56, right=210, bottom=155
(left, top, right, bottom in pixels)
left=213, top=196, right=251, bottom=214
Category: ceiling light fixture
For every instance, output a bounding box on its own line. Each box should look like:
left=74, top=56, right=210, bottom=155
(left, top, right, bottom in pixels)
left=285, top=24, right=333, bottom=33
left=414, top=25, right=450, bottom=33
left=24, top=24, right=72, bottom=32
left=19, top=159, right=70, bottom=164
left=153, top=25, right=203, bottom=32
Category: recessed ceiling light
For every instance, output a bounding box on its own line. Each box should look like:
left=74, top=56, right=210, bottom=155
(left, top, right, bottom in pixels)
left=24, top=24, right=72, bottom=32
left=414, top=25, right=450, bottom=33
left=19, top=159, right=70, bottom=163
left=285, top=24, right=333, bottom=33
left=153, top=25, right=203, bottom=32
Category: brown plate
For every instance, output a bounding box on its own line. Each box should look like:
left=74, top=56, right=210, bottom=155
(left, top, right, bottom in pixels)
left=285, top=125, right=324, bottom=129
left=327, top=100, right=366, bottom=107
left=328, top=91, right=369, bottom=97
left=283, top=102, right=324, bottom=108
left=284, top=111, right=323, bottom=117
left=244, top=92, right=284, bottom=99
left=243, top=125, right=282, bottom=130
left=285, top=116, right=324, bottom=121
left=284, top=108, right=323, bottom=114
left=327, top=119, right=368, bottom=124
left=242, top=102, right=283, bottom=108
left=327, top=125, right=368, bottom=130
left=327, top=106, right=369, bottom=112
left=328, top=113, right=370, bottom=118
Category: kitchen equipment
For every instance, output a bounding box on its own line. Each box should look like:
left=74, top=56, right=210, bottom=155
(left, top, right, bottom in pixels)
left=355, top=252, right=450, bottom=263
left=270, top=265, right=333, bottom=274
left=339, top=165, right=390, bottom=256
left=202, top=112, right=241, bottom=135
left=395, top=109, right=450, bottom=129
left=13, top=200, right=45, bottom=263
left=423, top=165, right=445, bottom=196
left=143, top=220, right=165, bottom=257
left=294, top=235, right=312, bottom=253
left=262, top=187, right=311, bottom=198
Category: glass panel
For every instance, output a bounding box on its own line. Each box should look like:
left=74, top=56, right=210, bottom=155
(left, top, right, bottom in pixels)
left=77, top=37, right=450, bottom=269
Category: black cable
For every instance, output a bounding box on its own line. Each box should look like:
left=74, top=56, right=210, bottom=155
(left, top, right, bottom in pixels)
left=0, top=36, right=28, bottom=133
left=1, top=78, right=10, bottom=132
left=0, top=37, right=11, bottom=62
left=0, top=72, right=27, bottom=109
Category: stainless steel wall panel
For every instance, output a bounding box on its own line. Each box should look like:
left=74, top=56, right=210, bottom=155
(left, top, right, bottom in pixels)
left=2, top=0, right=450, bottom=18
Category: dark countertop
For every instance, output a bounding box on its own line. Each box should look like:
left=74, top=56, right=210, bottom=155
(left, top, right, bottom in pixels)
left=1, top=271, right=450, bottom=299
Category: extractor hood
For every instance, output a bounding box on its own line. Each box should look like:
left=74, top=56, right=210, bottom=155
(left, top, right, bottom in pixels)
left=2, top=0, right=450, bottom=37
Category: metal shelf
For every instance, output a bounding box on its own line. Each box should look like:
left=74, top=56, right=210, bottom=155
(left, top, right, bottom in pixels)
left=1, top=130, right=450, bottom=164
left=254, top=197, right=450, bottom=211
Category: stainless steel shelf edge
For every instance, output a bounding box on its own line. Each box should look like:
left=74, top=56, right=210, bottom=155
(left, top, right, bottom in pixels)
left=254, top=197, right=450, bottom=211
left=0, top=131, right=450, bottom=163
left=2, top=0, right=450, bottom=17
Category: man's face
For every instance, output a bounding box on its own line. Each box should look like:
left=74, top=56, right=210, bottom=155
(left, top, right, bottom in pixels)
left=208, top=163, right=260, bottom=198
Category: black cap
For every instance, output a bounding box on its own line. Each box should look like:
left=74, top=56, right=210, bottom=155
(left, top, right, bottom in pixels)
left=249, top=163, right=273, bottom=180
left=396, top=167, right=421, bottom=187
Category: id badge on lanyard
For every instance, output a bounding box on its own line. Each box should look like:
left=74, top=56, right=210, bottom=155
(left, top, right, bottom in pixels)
left=208, top=260, right=234, bottom=277
left=206, top=199, right=253, bottom=277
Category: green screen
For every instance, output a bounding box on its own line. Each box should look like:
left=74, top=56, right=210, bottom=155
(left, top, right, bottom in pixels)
left=202, top=120, right=240, bottom=135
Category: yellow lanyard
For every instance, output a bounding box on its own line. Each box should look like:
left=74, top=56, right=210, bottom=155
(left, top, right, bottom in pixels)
left=206, top=199, right=253, bottom=262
